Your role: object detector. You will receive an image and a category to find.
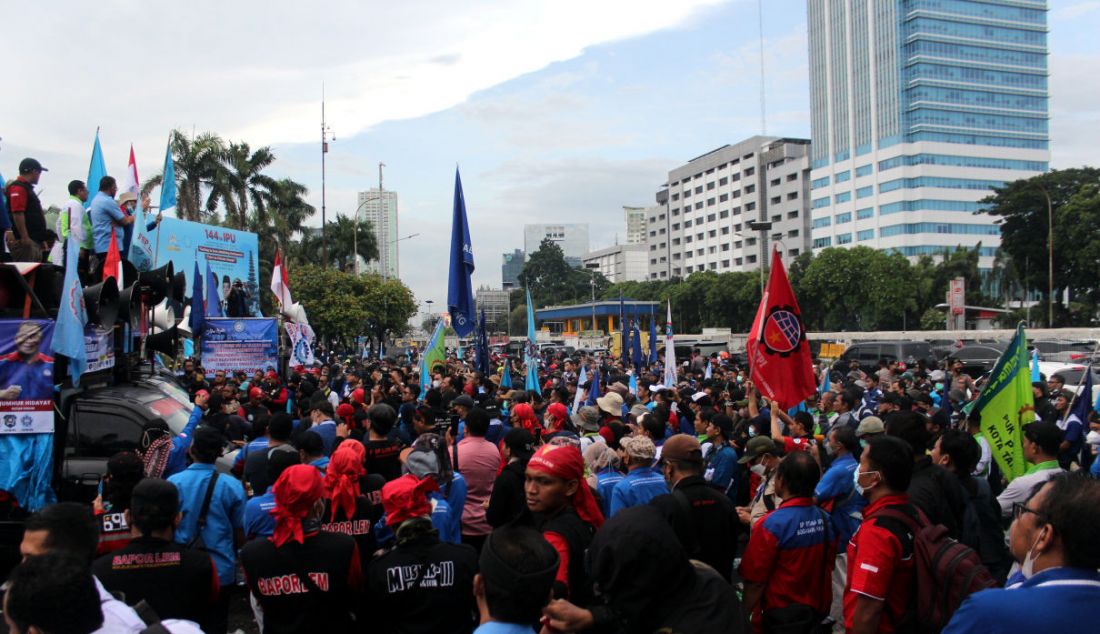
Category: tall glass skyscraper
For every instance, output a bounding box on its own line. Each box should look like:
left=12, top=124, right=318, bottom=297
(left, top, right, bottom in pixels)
left=807, top=0, right=1049, bottom=267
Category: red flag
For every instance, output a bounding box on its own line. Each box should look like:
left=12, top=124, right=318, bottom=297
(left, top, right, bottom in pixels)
left=103, top=228, right=122, bottom=283
left=270, top=248, right=293, bottom=307
left=747, top=248, right=816, bottom=410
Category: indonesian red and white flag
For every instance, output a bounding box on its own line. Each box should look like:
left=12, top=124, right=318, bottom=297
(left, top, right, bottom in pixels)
left=103, top=229, right=123, bottom=283
left=270, top=249, right=293, bottom=308
left=747, top=247, right=817, bottom=410
left=123, top=145, right=140, bottom=197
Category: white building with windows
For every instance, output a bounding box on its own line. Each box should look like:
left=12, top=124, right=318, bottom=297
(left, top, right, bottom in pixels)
left=582, top=243, right=649, bottom=283
left=356, top=188, right=399, bottom=278
left=623, top=206, right=652, bottom=245
left=475, top=286, right=511, bottom=324
left=806, top=0, right=1050, bottom=268
left=524, top=223, right=590, bottom=267
left=648, top=136, right=812, bottom=280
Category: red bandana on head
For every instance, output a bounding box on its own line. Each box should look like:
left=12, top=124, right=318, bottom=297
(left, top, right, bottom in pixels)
left=382, top=474, right=439, bottom=526
left=271, top=465, right=325, bottom=547
left=324, top=440, right=365, bottom=522
left=526, top=444, right=604, bottom=529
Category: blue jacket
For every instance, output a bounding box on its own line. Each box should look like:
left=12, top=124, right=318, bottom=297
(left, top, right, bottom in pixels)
left=595, top=469, right=625, bottom=518
left=944, top=567, right=1100, bottom=634
left=705, top=443, right=739, bottom=497
left=609, top=466, right=669, bottom=517
left=163, top=406, right=204, bottom=478
left=243, top=491, right=276, bottom=539
left=306, top=420, right=338, bottom=456
left=814, top=452, right=866, bottom=545
left=168, top=463, right=246, bottom=585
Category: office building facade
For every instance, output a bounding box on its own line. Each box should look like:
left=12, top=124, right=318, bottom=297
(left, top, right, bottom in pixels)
left=476, top=286, right=511, bottom=325
left=524, top=223, right=590, bottom=268
left=501, top=249, right=524, bottom=290
left=582, top=243, right=649, bottom=283
left=807, top=0, right=1049, bottom=267
left=623, top=206, right=651, bottom=244
left=356, top=188, right=400, bottom=278
left=648, top=136, right=812, bottom=280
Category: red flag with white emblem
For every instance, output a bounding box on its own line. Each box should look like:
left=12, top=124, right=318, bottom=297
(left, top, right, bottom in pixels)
left=747, top=247, right=816, bottom=410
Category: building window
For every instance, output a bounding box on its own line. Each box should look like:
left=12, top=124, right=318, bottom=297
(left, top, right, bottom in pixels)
left=707, top=182, right=715, bottom=190
left=812, top=237, right=832, bottom=248
left=720, top=210, right=729, bottom=219
left=719, top=193, right=729, bottom=202
left=708, top=230, right=716, bottom=237
left=835, top=192, right=851, bottom=203
left=835, top=170, right=851, bottom=183
left=684, top=220, right=692, bottom=228
left=835, top=212, right=852, bottom=224
left=770, top=178, right=781, bottom=186
left=787, top=173, right=797, bottom=181
left=695, top=202, right=703, bottom=210
left=836, top=233, right=852, bottom=245
left=788, top=229, right=799, bottom=237
left=747, top=255, right=757, bottom=264
left=787, top=192, right=798, bottom=200
left=707, top=214, right=716, bottom=222
left=857, top=229, right=874, bottom=241
left=856, top=164, right=873, bottom=177
left=694, top=186, right=703, bottom=194
left=856, top=186, right=873, bottom=199
left=707, top=198, right=716, bottom=207
left=671, top=193, right=680, bottom=201
left=722, top=259, right=730, bottom=268
left=746, top=185, right=756, bottom=194
left=744, top=167, right=755, bottom=176
left=719, top=177, right=729, bottom=186
left=746, top=202, right=756, bottom=211
left=735, top=257, right=743, bottom=265
left=771, top=196, right=781, bottom=205
left=721, top=243, right=730, bottom=251
left=788, top=210, right=799, bottom=219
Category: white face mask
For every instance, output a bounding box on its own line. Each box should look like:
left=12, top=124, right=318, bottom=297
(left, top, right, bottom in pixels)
left=1019, top=527, right=1048, bottom=579
left=750, top=462, right=767, bottom=477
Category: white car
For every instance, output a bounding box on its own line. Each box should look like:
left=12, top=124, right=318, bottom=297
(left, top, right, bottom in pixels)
left=1036, top=362, right=1100, bottom=405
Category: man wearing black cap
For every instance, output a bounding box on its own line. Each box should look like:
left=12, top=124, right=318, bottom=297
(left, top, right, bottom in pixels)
left=474, top=525, right=559, bottom=633
left=737, top=436, right=782, bottom=528
left=93, top=478, right=220, bottom=626
left=652, top=434, right=739, bottom=581
left=4, top=158, right=49, bottom=261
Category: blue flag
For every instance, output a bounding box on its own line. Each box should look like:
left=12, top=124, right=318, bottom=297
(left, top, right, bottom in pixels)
left=1030, top=349, right=1041, bottom=383
left=476, top=309, right=490, bottom=375
left=205, top=260, right=223, bottom=317
left=55, top=235, right=88, bottom=382
left=819, top=368, right=831, bottom=394
left=1067, top=365, right=1093, bottom=424
left=160, top=137, right=177, bottom=213
left=85, top=132, right=107, bottom=210
left=189, top=260, right=205, bottom=335
left=631, top=321, right=643, bottom=373
left=586, top=367, right=602, bottom=407
left=572, top=365, right=587, bottom=413
left=629, top=372, right=638, bottom=395
left=501, top=357, right=513, bottom=390
left=524, top=288, right=539, bottom=391
left=648, top=314, right=658, bottom=364
left=704, top=355, right=713, bottom=380
left=447, top=168, right=476, bottom=337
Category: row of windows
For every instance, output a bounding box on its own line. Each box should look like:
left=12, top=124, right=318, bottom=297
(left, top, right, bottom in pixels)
left=835, top=212, right=852, bottom=224
left=906, top=18, right=1047, bottom=47
left=907, top=108, right=1049, bottom=134
left=906, top=86, right=1048, bottom=112
left=879, top=176, right=1006, bottom=193
left=878, top=222, right=1001, bottom=237
left=813, top=217, right=832, bottom=229
left=879, top=199, right=984, bottom=214
left=887, top=245, right=998, bottom=257
left=835, top=192, right=852, bottom=203
left=906, top=131, right=1049, bottom=149
left=905, top=40, right=1048, bottom=69
left=813, top=196, right=831, bottom=209
left=856, top=165, right=873, bottom=177
left=835, top=170, right=851, bottom=183
left=857, top=186, right=874, bottom=199
left=905, top=63, right=1048, bottom=90
left=906, top=0, right=1047, bottom=26
left=878, top=153, right=1048, bottom=172
left=812, top=176, right=830, bottom=189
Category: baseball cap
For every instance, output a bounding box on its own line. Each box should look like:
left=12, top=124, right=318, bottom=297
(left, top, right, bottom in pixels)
left=18, top=158, right=47, bottom=174
left=620, top=435, right=656, bottom=461
left=738, top=436, right=780, bottom=464
left=661, top=434, right=702, bottom=464
left=856, top=416, right=885, bottom=436
left=451, top=394, right=475, bottom=409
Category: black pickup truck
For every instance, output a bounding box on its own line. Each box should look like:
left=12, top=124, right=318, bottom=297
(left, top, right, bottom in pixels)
left=0, top=374, right=234, bottom=576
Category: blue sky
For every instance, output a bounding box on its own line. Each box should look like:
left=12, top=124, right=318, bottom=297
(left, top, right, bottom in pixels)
left=4, top=0, right=1098, bottom=318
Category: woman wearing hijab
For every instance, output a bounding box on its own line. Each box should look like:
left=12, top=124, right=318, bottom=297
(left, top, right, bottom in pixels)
left=511, top=403, right=541, bottom=441
left=321, top=440, right=380, bottom=570
left=583, top=441, right=624, bottom=519
left=524, top=444, right=604, bottom=606
left=240, top=465, right=363, bottom=634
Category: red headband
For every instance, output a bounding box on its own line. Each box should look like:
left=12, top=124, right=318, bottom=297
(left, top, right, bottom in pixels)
left=324, top=441, right=365, bottom=522
left=382, top=474, right=439, bottom=526
left=527, top=445, right=604, bottom=528
left=271, top=465, right=325, bottom=547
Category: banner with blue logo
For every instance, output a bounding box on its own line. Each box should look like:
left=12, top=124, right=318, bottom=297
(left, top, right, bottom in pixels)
left=155, top=217, right=260, bottom=317
left=199, top=318, right=278, bottom=376
left=0, top=319, right=56, bottom=434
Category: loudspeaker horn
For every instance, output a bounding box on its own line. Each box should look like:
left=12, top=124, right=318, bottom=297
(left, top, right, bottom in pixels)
left=151, top=298, right=177, bottom=332
left=171, top=271, right=187, bottom=305
left=146, top=325, right=179, bottom=357
left=138, top=262, right=174, bottom=305
left=82, top=276, right=120, bottom=327
left=117, top=283, right=142, bottom=326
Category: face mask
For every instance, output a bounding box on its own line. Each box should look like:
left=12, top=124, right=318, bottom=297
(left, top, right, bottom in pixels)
left=853, top=469, right=877, bottom=496
left=432, top=380, right=441, bottom=388
left=748, top=427, right=757, bottom=438
left=750, top=462, right=767, bottom=477
left=1019, top=527, right=1047, bottom=579
left=1086, top=430, right=1100, bottom=447
left=825, top=441, right=836, bottom=456
left=859, top=439, right=868, bottom=449
left=935, top=382, right=944, bottom=391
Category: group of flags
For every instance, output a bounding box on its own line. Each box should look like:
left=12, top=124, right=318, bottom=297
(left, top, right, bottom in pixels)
left=55, top=132, right=178, bottom=383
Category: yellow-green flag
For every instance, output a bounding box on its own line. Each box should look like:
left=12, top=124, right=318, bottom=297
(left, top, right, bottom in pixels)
left=419, top=318, right=447, bottom=395
left=972, top=323, right=1034, bottom=481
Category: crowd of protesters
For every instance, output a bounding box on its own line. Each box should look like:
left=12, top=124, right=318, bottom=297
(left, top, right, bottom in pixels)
left=5, top=339, right=1100, bottom=634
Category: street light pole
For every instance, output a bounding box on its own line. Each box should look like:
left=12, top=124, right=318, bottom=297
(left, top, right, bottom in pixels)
left=320, top=87, right=334, bottom=266
left=1037, top=184, right=1053, bottom=326
left=590, top=277, right=597, bottom=332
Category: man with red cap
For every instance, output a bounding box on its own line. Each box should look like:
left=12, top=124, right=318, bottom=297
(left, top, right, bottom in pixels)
left=524, top=443, right=603, bottom=605
left=242, top=386, right=272, bottom=430
left=241, top=464, right=363, bottom=634
left=365, top=474, right=478, bottom=634
left=263, top=370, right=289, bottom=412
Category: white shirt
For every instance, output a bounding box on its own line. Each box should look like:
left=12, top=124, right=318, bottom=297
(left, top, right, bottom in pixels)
left=62, top=197, right=88, bottom=245
left=94, top=576, right=146, bottom=633
left=996, top=462, right=1062, bottom=519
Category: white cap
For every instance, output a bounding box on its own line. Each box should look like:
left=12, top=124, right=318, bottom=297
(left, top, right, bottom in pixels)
left=691, top=391, right=708, bottom=402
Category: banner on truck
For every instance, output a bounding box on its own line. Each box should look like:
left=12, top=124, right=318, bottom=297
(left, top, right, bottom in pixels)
left=0, top=319, right=56, bottom=434
left=84, top=325, right=115, bottom=373
left=200, top=318, right=278, bottom=375
left=155, top=217, right=261, bottom=317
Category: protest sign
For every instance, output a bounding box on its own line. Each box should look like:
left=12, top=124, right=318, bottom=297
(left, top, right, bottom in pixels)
left=0, top=320, right=56, bottom=434
left=155, top=217, right=260, bottom=316
left=200, top=318, right=278, bottom=375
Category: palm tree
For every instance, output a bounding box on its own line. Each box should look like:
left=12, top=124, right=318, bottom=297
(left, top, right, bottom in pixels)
left=263, top=178, right=315, bottom=254
left=213, top=142, right=277, bottom=230
left=141, top=129, right=226, bottom=222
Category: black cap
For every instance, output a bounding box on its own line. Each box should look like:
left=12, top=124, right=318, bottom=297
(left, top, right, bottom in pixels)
left=503, top=428, right=536, bottom=459
left=130, top=478, right=179, bottom=527
left=18, top=158, right=47, bottom=174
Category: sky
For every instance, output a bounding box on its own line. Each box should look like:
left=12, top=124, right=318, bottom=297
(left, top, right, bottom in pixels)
left=3, top=0, right=1098, bottom=321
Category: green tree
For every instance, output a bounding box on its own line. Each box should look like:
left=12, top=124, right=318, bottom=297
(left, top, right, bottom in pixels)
left=982, top=168, right=1100, bottom=325
left=215, top=142, right=277, bottom=230
left=289, top=265, right=416, bottom=346
left=141, top=129, right=227, bottom=222
left=518, top=238, right=609, bottom=307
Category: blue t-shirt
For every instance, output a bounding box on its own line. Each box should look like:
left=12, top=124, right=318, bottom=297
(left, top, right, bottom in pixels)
left=88, top=191, right=125, bottom=253
left=704, top=443, right=739, bottom=497
left=596, top=469, right=624, bottom=518
left=306, top=420, right=338, bottom=456
left=243, top=491, right=276, bottom=539
left=609, top=466, right=669, bottom=517
left=813, top=453, right=866, bottom=544
left=0, top=352, right=54, bottom=401
left=943, top=567, right=1100, bottom=634
left=163, top=406, right=204, bottom=478
left=168, top=464, right=246, bottom=585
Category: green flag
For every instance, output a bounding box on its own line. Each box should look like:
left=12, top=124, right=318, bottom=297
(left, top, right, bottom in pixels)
left=972, top=323, right=1035, bottom=482
left=419, top=318, right=447, bottom=395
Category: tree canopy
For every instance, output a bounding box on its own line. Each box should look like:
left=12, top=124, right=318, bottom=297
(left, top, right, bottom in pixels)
left=518, top=238, right=609, bottom=308
left=290, top=265, right=416, bottom=345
